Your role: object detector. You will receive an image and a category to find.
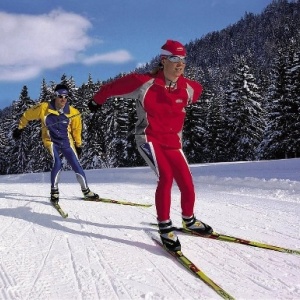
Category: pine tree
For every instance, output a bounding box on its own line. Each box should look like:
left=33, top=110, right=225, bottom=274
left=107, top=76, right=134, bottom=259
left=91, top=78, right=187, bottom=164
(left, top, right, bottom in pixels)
left=8, top=86, right=36, bottom=174
left=285, top=45, right=300, bottom=156
left=80, top=78, right=107, bottom=169
left=260, top=44, right=300, bottom=159
left=27, top=80, right=53, bottom=173
left=183, top=65, right=208, bottom=163
left=204, top=94, right=227, bottom=162
left=126, top=98, right=145, bottom=167
left=223, top=56, right=265, bottom=161
left=39, top=78, right=53, bottom=103
left=0, top=107, right=12, bottom=173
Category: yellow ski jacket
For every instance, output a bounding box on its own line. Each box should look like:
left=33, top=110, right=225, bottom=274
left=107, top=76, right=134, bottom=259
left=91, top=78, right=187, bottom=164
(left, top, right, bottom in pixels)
left=18, top=101, right=82, bottom=151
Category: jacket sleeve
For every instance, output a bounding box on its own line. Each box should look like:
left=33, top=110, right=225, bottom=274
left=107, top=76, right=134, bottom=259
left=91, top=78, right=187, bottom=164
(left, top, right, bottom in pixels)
left=69, top=108, right=82, bottom=147
left=18, top=103, right=43, bottom=129
left=93, top=73, right=148, bottom=105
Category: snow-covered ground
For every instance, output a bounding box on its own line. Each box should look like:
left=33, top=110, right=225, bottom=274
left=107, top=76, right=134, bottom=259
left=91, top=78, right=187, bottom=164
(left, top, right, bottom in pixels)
left=0, top=158, right=299, bottom=300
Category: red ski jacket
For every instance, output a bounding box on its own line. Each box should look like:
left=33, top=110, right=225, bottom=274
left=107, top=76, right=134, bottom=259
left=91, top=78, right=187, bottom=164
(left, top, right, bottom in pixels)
left=93, top=70, right=203, bottom=149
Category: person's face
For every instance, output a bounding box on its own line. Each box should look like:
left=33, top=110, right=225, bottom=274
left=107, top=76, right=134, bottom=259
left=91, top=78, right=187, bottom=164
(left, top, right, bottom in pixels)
left=55, top=94, right=68, bottom=109
left=161, top=55, right=186, bottom=81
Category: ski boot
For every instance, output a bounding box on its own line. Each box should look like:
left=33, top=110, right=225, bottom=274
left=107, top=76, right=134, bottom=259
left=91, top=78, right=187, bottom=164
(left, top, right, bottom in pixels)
left=158, top=219, right=181, bottom=252
left=182, top=214, right=213, bottom=235
left=50, top=188, right=59, bottom=205
left=82, top=188, right=99, bottom=200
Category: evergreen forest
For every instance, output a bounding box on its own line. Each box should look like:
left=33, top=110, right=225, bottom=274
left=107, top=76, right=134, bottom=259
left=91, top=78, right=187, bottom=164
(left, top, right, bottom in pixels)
left=0, top=0, right=300, bottom=175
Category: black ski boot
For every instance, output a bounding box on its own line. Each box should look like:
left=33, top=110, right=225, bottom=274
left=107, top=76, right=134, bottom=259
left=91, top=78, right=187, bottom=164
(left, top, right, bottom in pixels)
left=50, top=189, right=59, bottom=205
left=158, top=219, right=181, bottom=252
left=182, top=215, right=213, bottom=235
left=82, top=188, right=99, bottom=200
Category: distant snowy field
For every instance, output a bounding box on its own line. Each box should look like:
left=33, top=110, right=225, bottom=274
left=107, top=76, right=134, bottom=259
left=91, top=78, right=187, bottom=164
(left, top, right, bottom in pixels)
left=0, top=159, right=299, bottom=300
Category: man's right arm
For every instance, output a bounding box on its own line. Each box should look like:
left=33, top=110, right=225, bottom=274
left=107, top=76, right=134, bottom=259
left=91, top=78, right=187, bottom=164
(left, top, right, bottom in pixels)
left=19, top=103, right=44, bottom=129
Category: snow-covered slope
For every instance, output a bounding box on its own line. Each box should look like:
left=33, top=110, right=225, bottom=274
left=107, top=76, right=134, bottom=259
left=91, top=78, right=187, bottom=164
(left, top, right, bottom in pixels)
left=0, top=159, right=299, bottom=300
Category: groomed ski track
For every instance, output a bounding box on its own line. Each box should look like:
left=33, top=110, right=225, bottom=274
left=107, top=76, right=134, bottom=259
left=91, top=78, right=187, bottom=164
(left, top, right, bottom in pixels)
left=0, top=159, right=299, bottom=299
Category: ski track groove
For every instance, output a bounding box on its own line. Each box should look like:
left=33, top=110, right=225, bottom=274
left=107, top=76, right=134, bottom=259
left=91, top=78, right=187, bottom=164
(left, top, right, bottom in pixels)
left=84, top=246, right=105, bottom=300
left=25, top=234, right=57, bottom=300
left=87, top=236, right=132, bottom=299
left=145, top=230, right=220, bottom=299
left=209, top=240, right=296, bottom=296
left=180, top=233, right=299, bottom=298
left=92, top=241, right=129, bottom=298
left=142, top=195, right=300, bottom=298
left=4, top=223, right=34, bottom=253
left=0, top=264, right=21, bottom=300
left=0, top=201, right=34, bottom=246
left=271, top=228, right=299, bottom=241
left=0, top=219, right=17, bottom=243
left=143, top=234, right=188, bottom=297
left=234, top=190, right=300, bottom=202
left=73, top=213, right=131, bottom=299
left=72, top=213, right=102, bottom=300
left=1, top=200, right=49, bottom=252
left=66, top=237, right=83, bottom=300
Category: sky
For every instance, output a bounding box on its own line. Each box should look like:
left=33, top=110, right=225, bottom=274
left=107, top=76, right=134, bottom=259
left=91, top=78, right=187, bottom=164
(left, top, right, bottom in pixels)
left=0, top=158, right=299, bottom=299
left=0, top=0, right=276, bottom=109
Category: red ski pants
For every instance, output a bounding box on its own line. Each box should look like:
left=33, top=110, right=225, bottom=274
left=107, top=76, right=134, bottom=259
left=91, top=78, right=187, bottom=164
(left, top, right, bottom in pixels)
left=138, top=142, right=195, bottom=221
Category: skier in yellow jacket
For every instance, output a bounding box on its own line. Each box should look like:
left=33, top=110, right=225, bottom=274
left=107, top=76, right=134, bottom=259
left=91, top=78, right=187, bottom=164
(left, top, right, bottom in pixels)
left=13, top=83, right=98, bottom=204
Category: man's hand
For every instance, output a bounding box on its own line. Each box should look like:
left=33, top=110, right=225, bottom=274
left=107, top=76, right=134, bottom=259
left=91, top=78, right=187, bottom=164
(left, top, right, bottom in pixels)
left=75, top=146, right=82, bottom=158
left=12, top=128, right=23, bottom=139
left=88, top=99, right=100, bottom=113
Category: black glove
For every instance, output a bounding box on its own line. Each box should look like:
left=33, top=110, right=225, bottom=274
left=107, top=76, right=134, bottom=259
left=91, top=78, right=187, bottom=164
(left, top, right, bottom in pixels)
left=13, top=128, right=23, bottom=139
left=75, top=146, right=82, bottom=158
left=88, top=99, right=100, bottom=113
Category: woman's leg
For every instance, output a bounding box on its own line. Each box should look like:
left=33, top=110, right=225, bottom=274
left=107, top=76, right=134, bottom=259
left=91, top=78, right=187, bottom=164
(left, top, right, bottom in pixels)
left=164, top=149, right=195, bottom=217
left=138, top=142, right=174, bottom=221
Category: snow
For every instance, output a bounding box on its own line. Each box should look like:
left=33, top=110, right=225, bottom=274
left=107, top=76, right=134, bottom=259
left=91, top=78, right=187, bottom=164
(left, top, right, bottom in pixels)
left=0, top=158, right=299, bottom=300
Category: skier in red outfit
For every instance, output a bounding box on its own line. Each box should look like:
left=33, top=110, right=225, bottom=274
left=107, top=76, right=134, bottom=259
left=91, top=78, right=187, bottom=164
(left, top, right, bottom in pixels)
left=89, top=40, right=213, bottom=251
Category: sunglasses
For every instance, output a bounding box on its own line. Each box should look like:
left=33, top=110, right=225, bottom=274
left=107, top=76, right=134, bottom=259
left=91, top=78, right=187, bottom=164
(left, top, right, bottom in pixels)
left=166, top=55, right=187, bottom=64
left=57, top=95, right=68, bottom=99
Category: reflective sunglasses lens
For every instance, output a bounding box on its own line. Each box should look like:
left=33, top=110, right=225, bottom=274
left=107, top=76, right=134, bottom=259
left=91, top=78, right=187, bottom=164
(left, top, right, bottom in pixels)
left=168, top=56, right=187, bottom=64
left=58, top=95, right=68, bottom=99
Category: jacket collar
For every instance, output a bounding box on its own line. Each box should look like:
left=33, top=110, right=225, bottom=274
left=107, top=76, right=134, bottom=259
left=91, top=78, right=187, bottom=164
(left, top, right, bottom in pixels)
left=49, top=99, right=71, bottom=114
left=154, top=70, right=186, bottom=88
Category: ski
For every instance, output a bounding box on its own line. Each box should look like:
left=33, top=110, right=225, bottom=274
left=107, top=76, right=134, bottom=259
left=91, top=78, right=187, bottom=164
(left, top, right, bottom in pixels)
left=51, top=202, right=68, bottom=218
left=149, top=223, right=300, bottom=256
left=151, top=235, right=235, bottom=300
left=84, top=197, right=152, bottom=207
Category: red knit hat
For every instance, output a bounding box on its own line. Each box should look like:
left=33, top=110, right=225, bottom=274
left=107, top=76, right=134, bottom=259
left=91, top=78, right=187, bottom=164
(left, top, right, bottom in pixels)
left=160, top=40, right=186, bottom=56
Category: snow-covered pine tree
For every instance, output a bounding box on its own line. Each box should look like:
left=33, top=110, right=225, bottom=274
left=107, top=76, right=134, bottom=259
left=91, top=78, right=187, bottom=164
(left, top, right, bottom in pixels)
left=183, top=66, right=208, bottom=163
left=223, top=56, right=265, bottom=161
left=8, top=86, right=36, bottom=174
left=203, top=94, right=227, bottom=162
left=260, top=43, right=300, bottom=159
left=78, top=75, right=107, bottom=169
